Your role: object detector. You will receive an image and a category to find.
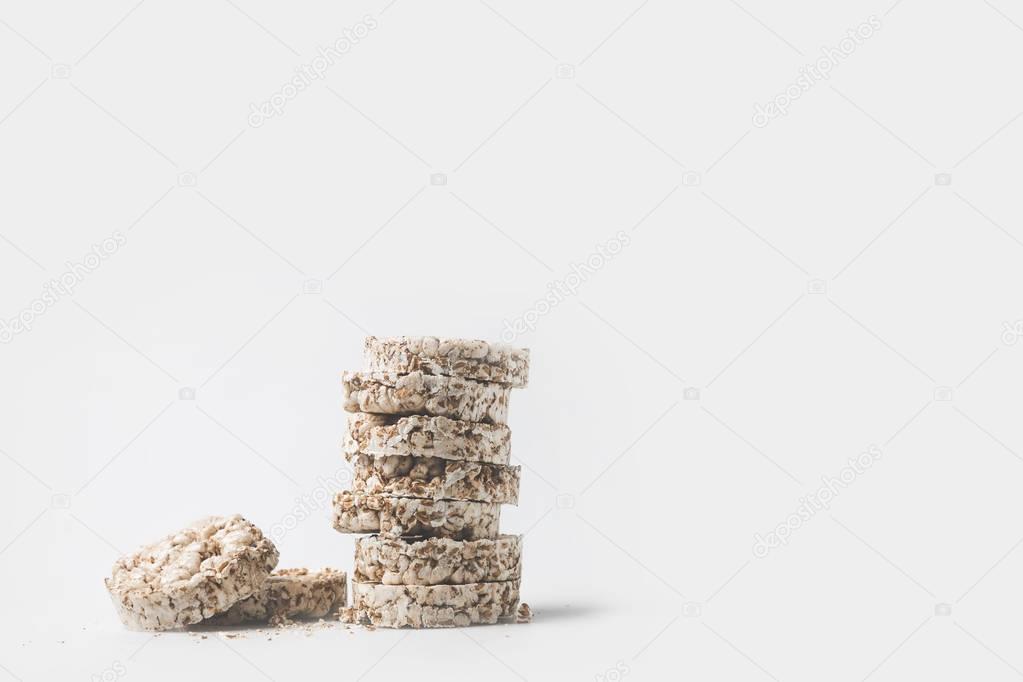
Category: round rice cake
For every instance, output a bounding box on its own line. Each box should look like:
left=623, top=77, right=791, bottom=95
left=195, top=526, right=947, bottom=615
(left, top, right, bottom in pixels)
left=342, top=371, right=510, bottom=425
left=332, top=492, right=500, bottom=540
left=349, top=453, right=520, bottom=504
left=347, top=580, right=520, bottom=628
left=364, top=336, right=529, bottom=387
left=354, top=534, right=522, bottom=585
left=344, top=413, right=511, bottom=465
left=105, top=514, right=279, bottom=631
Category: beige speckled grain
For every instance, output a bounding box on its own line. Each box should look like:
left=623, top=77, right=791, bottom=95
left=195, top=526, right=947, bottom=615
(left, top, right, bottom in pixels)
left=364, top=336, right=529, bottom=387
left=348, top=580, right=520, bottom=628
left=349, top=453, right=520, bottom=504
left=344, top=413, right=511, bottom=465
left=207, top=568, right=347, bottom=625
left=354, top=535, right=521, bottom=585
left=105, top=515, right=279, bottom=631
left=332, top=492, right=500, bottom=540
left=343, top=371, right=510, bottom=425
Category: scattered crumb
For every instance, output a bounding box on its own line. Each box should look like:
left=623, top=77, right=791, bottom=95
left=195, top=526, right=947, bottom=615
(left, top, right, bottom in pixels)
left=516, top=603, right=532, bottom=624
left=268, top=614, right=293, bottom=628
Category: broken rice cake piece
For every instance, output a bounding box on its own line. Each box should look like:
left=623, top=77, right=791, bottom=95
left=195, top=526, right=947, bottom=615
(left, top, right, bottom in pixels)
left=207, top=568, right=347, bottom=626
left=105, top=515, right=279, bottom=631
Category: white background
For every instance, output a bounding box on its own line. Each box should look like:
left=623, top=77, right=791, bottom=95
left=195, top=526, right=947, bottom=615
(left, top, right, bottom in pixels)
left=2, top=0, right=1023, bottom=680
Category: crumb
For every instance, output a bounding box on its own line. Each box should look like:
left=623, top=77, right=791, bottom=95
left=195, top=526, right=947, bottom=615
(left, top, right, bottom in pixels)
left=516, top=603, right=532, bottom=624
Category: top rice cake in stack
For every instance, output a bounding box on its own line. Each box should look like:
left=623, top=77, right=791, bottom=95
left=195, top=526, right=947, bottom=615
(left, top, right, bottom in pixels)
left=363, top=336, right=529, bottom=388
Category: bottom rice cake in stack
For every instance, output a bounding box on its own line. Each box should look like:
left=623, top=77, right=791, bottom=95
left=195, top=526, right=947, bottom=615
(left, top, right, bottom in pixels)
left=334, top=336, right=529, bottom=628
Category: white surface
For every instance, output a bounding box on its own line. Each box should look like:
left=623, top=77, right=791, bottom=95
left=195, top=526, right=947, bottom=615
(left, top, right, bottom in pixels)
left=3, top=1, right=1023, bottom=680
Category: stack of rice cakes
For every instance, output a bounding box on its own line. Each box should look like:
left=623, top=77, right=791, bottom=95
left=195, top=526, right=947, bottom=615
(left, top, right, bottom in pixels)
left=334, top=336, right=529, bottom=628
